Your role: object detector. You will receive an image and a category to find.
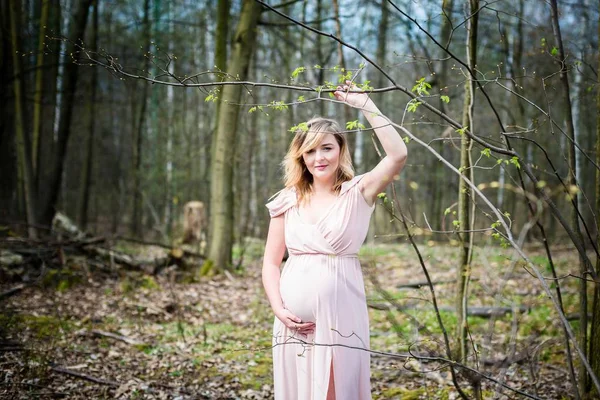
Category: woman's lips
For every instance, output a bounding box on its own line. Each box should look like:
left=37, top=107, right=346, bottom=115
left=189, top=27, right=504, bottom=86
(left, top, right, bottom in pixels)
left=315, top=165, right=327, bottom=171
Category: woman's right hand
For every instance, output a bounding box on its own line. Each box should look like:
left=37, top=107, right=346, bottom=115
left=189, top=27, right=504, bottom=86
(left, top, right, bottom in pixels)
left=334, top=80, right=375, bottom=111
left=274, top=308, right=315, bottom=335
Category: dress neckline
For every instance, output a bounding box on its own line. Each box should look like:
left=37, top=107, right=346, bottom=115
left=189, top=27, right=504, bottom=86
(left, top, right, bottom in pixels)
left=286, top=175, right=362, bottom=224
left=295, top=193, right=343, bottom=225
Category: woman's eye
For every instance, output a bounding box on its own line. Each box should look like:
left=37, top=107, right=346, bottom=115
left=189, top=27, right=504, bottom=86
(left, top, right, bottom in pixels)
left=323, top=147, right=332, bottom=151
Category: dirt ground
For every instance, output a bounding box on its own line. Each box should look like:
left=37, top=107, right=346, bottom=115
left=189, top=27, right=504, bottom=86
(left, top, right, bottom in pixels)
left=1, top=240, right=584, bottom=399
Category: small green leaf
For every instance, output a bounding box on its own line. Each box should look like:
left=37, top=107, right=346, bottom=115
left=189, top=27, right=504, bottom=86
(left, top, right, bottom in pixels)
left=481, top=148, right=491, bottom=157
left=444, top=207, right=451, bottom=215
left=411, top=77, right=432, bottom=96
left=407, top=99, right=422, bottom=112
left=268, top=100, right=288, bottom=111
left=291, top=66, right=306, bottom=79
left=550, top=47, right=558, bottom=56
left=509, top=156, right=520, bottom=169
left=345, top=120, right=366, bottom=131
left=358, top=81, right=373, bottom=91
left=403, top=136, right=410, bottom=144
left=248, top=106, right=257, bottom=113
left=338, top=70, right=352, bottom=83
left=297, top=95, right=305, bottom=102
left=441, top=95, right=450, bottom=103
left=289, top=122, right=309, bottom=133
left=456, top=126, right=468, bottom=136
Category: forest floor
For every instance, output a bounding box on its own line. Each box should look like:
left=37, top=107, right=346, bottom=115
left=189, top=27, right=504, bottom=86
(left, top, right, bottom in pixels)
left=0, top=238, right=590, bottom=399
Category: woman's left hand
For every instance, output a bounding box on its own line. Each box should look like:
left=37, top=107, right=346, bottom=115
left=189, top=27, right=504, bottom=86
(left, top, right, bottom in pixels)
left=333, top=80, right=374, bottom=110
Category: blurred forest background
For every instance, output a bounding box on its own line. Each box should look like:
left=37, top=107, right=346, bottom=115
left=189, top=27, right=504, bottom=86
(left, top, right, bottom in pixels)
left=1, top=0, right=600, bottom=399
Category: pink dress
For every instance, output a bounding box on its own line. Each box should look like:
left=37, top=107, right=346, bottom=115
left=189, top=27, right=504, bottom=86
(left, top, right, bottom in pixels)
left=266, top=174, right=375, bottom=400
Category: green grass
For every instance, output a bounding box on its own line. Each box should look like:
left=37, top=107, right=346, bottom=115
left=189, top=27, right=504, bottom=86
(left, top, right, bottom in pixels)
left=2, top=314, right=76, bottom=339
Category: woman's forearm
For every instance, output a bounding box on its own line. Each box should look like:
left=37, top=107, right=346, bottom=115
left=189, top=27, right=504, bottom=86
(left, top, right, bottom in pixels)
left=262, top=263, right=284, bottom=313
left=361, top=102, right=407, bottom=163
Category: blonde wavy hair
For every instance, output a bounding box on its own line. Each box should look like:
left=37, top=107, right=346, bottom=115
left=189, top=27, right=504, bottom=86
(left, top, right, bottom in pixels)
left=282, top=117, right=354, bottom=204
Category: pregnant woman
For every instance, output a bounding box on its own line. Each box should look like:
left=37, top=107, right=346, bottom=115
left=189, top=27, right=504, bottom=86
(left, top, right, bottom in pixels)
left=262, top=82, right=408, bottom=399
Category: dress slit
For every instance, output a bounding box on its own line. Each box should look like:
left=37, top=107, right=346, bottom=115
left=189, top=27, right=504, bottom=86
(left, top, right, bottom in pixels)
left=326, top=355, right=336, bottom=400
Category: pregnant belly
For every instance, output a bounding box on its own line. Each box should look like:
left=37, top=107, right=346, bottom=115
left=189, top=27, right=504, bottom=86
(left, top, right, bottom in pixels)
left=279, top=257, right=337, bottom=323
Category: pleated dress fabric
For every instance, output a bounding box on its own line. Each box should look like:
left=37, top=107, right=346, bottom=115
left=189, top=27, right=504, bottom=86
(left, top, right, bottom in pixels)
left=266, top=174, right=375, bottom=400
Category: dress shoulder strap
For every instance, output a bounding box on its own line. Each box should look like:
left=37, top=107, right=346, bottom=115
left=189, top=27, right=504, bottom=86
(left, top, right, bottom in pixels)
left=339, top=174, right=367, bottom=195
left=265, top=187, right=297, bottom=218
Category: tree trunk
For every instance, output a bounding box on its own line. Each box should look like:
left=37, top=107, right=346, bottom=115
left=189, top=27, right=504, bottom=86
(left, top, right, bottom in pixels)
left=0, top=1, right=19, bottom=221
left=37, top=0, right=60, bottom=202
left=590, top=4, right=600, bottom=397
left=38, top=0, right=93, bottom=228
left=432, top=0, right=453, bottom=237
left=315, top=0, right=325, bottom=116
left=365, top=0, right=390, bottom=243
left=130, top=0, right=151, bottom=237
left=572, top=0, right=590, bottom=225
left=214, top=0, right=229, bottom=98
left=549, top=0, right=589, bottom=393
left=204, top=0, right=262, bottom=273
left=163, top=3, right=174, bottom=238
left=78, top=0, right=98, bottom=231
left=455, top=0, right=478, bottom=398
left=202, top=0, right=229, bottom=228
left=331, top=0, right=354, bottom=162
left=9, top=0, right=37, bottom=238
left=31, top=0, right=49, bottom=178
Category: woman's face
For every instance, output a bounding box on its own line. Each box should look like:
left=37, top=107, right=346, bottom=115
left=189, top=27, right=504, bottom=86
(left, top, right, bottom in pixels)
left=302, top=133, right=341, bottom=181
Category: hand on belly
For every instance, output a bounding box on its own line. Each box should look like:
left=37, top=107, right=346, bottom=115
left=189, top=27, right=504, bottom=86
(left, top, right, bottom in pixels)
left=283, top=296, right=315, bottom=324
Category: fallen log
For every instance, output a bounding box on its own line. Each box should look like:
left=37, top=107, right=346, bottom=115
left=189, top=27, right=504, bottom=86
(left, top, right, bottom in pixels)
left=397, top=278, right=479, bottom=289
left=89, top=330, right=146, bottom=346
left=85, top=247, right=171, bottom=272
left=367, top=303, right=530, bottom=318
left=112, top=235, right=204, bottom=259
left=0, top=250, right=24, bottom=265
left=50, top=366, right=119, bottom=387
left=0, top=284, right=26, bottom=301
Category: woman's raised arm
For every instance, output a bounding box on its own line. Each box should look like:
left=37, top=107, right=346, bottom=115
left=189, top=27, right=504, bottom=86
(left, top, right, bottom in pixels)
left=333, top=81, right=408, bottom=205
